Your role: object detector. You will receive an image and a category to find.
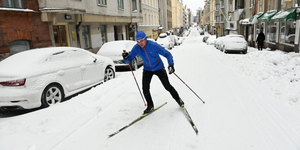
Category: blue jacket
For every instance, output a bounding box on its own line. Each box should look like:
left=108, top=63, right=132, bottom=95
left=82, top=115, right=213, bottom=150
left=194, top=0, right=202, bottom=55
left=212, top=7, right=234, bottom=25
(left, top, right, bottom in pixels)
left=124, top=40, right=174, bottom=72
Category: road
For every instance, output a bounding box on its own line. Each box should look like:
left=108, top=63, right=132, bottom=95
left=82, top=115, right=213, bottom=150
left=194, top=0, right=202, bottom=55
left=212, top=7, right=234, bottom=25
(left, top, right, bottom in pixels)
left=0, top=28, right=299, bottom=150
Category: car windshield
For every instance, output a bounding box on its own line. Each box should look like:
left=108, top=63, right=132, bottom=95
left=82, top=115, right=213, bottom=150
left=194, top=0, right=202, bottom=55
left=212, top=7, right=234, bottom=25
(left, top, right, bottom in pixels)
left=98, top=41, right=136, bottom=56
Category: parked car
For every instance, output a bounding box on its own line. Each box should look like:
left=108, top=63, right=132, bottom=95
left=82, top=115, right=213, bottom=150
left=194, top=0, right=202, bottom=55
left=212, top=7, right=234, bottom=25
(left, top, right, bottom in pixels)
left=215, top=36, right=225, bottom=50
left=97, top=40, right=143, bottom=71
left=221, top=36, right=248, bottom=54
left=156, top=33, right=174, bottom=50
left=0, top=47, right=115, bottom=110
left=219, top=35, right=245, bottom=51
left=202, top=36, right=210, bottom=43
left=206, top=35, right=217, bottom=45
left=177, top=37, right=183, bottom=45
left=169, top=35, right=179, bottom=46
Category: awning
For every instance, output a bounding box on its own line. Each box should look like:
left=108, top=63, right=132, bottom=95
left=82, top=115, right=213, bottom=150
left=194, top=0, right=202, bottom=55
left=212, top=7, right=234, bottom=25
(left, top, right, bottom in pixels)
left=270, top=8, right=296, bottom=22
left=249, top=12, right=264, bottom=24
left=258, top=10, right=277, bottom=22
left=239, top=18, right=251, bottom=25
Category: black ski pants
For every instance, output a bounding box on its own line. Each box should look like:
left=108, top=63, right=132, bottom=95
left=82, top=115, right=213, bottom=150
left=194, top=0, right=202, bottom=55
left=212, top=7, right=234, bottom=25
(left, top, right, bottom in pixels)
left=142, top=68, right=180, bottom=107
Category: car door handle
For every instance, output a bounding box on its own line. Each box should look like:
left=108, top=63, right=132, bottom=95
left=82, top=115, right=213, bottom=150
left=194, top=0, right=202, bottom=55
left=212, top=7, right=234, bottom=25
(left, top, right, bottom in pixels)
left=57, top=70, right=65, bottom=76
left=80, top=66, right=87, bottom=71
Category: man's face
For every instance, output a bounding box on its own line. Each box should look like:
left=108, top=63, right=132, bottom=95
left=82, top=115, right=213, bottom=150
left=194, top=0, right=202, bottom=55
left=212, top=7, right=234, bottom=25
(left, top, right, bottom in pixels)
left=137, top=39, right=147, bottom=48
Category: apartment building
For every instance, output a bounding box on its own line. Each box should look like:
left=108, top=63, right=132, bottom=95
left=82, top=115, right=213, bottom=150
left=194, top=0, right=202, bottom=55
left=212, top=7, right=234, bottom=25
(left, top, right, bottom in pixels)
left=206, top=0, right=300, bottom=52
left=171, top=0, right=183, bottom=35
left=139, top=0, right=160, bottom=39
left=38, top=0, right=143, bottom=53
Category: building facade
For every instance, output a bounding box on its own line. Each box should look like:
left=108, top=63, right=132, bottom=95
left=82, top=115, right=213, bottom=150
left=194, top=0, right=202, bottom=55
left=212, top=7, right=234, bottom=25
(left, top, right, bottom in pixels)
left=39, top=0, right=143, bottom=53
left=0, top=0, right=52, bottom=61
left=139, top=0, right=160, bottom=39
left=172, top=0, right=183, bottom=35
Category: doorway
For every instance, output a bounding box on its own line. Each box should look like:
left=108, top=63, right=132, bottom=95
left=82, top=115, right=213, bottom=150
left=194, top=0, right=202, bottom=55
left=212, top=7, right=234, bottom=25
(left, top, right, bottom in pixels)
left=52, top=25, right=68, bottom=46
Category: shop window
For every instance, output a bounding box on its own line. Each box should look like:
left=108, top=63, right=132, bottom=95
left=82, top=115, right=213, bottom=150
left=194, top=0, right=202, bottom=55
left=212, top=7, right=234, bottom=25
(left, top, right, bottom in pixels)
left=285, top=21, right=295, bottom=44
left=82, top=25, right=91, bottom=49
left=2, top=0, right=23, bottom=8
left=248, top=26, right=253, bottom=42
left=9, top=40, right=30, bottom=55
left=256, top=23, right=263, bottom=39
left=279, top=21, right=295, bottom=44
left=266, top=22, right=276, bottom=43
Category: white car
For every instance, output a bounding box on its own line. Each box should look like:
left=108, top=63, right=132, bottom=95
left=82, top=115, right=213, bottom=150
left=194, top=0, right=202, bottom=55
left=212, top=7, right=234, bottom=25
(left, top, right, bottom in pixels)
left=156, top=33, right=174, bottom=50
left=0, top=47, right=115, bottom=110
left=97, top=40, right=143, bottom=71
left=206, top=35, right=217, bottom=45
left=221, top=36, right=248, bottom=54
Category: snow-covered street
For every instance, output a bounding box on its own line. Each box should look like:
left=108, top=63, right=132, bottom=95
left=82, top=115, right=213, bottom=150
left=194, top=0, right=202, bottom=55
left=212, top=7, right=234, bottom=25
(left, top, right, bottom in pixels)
left=0, top=28, right=300, bottom=150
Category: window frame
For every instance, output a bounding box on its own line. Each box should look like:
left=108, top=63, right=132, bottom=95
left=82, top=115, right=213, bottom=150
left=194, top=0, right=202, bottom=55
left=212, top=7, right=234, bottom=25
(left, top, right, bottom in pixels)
left=2, top=0, right=24, bottom=8
left=97, top=0, right=107, bottom=6
left=118, top=0, right=124, bottom=10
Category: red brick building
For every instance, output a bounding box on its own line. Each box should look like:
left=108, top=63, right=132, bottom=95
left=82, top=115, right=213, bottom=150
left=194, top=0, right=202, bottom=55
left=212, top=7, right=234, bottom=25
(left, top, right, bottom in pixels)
left=0, top=0, right=52, bottom=61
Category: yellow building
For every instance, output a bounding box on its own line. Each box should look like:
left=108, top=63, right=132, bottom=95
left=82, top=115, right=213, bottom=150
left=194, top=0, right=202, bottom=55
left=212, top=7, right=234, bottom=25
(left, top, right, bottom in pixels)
left=171, top=0, right=183, bottom=35
left=209, top=0, right=216, bottom=34
left=139, top=0, right=160, bottom=39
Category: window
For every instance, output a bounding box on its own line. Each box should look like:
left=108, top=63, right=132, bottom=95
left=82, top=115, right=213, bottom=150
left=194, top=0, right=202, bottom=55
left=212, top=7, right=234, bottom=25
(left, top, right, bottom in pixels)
left=118, top=0, right=124, bottom=9
left=280, top=21, right=296, bottom=44
left=139, top=0, right=142, bottom=12
left=100, top=25, right=107, bottom=45
left=82, top=25, right=91, bottom=49
left=132, top=0, right=137, bottom=11
left=2, top=0, right=23, bottom=8
left=220, top=14, right=224, bottom=23
left=220, top=0, right=224, bottom=8
left=98, top=0, right=106, bottom=5
left=9, top=40, right=30, bottom=54
left=266, top=22, right=276, bottom=43
left=256, top=23, right=263, bottom=39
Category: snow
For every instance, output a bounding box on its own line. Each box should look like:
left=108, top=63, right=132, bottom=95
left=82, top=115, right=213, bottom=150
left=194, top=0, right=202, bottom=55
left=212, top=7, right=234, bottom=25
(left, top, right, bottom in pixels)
left=1, top=28, right=300, bottom=150
left=0, top=47, right=101, bottom=79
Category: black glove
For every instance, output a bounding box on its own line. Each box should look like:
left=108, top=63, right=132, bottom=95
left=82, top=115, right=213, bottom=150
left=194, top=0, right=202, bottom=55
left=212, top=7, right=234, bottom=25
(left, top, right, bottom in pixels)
left=122, top=51, right=129, bottom=59
left=168, top=65, right=175, bottom=74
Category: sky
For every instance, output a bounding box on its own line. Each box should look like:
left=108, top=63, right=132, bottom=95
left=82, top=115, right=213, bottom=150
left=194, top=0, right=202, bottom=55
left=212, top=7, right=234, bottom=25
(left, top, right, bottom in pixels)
left=183, top=0, right=205, bottom=15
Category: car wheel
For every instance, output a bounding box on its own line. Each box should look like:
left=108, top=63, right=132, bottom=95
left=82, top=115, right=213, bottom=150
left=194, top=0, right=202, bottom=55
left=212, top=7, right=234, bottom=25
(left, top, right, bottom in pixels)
left=130, top=59, right=138, bottom=71
left=104, top=67, right=115, bottom=82
left=41, top=84, right=64, bottom=108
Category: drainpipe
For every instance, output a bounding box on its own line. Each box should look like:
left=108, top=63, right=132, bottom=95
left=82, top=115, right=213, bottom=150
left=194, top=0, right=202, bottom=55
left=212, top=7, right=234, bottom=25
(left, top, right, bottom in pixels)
left=252, top=0, right=256, bottom=47
left=76, top=14, right=82, bottom=48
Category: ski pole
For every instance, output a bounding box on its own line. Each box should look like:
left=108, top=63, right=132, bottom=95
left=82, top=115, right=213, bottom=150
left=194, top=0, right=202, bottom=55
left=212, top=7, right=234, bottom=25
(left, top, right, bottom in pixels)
left=173, top=72, right=205, bottom=104
left=123, top=50, right=147, bottom=106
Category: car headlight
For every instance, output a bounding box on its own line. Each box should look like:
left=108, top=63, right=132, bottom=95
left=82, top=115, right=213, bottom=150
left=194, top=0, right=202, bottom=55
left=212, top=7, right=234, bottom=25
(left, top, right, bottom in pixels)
left=113, top=60, right=125, bottom=64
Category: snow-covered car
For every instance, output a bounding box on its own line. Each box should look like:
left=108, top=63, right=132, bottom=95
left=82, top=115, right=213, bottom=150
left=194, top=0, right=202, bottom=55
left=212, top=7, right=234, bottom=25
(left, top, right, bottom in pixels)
left=206, top=36, right=217, bottom=45
left=219, top=35, right=245, bottom=51
left=202, top=36, right=210, bottom=42
left=0, top=47, right=115, bottom=110
left=215, top=36, right=226, bottom=50
left=169, top=35, right=179, bottom=46
left=221, top=36, right=248, bottom=54
left=156, top=33, right=174, bottom=50
left=177, top=37, right=183, bottom=45
left=97, top=41, right=143, bottom=71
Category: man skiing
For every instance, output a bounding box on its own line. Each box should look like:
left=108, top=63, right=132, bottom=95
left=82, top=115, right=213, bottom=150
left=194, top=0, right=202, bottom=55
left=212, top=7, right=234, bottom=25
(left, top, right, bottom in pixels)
left=122, top=31, right=184, bottom=115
